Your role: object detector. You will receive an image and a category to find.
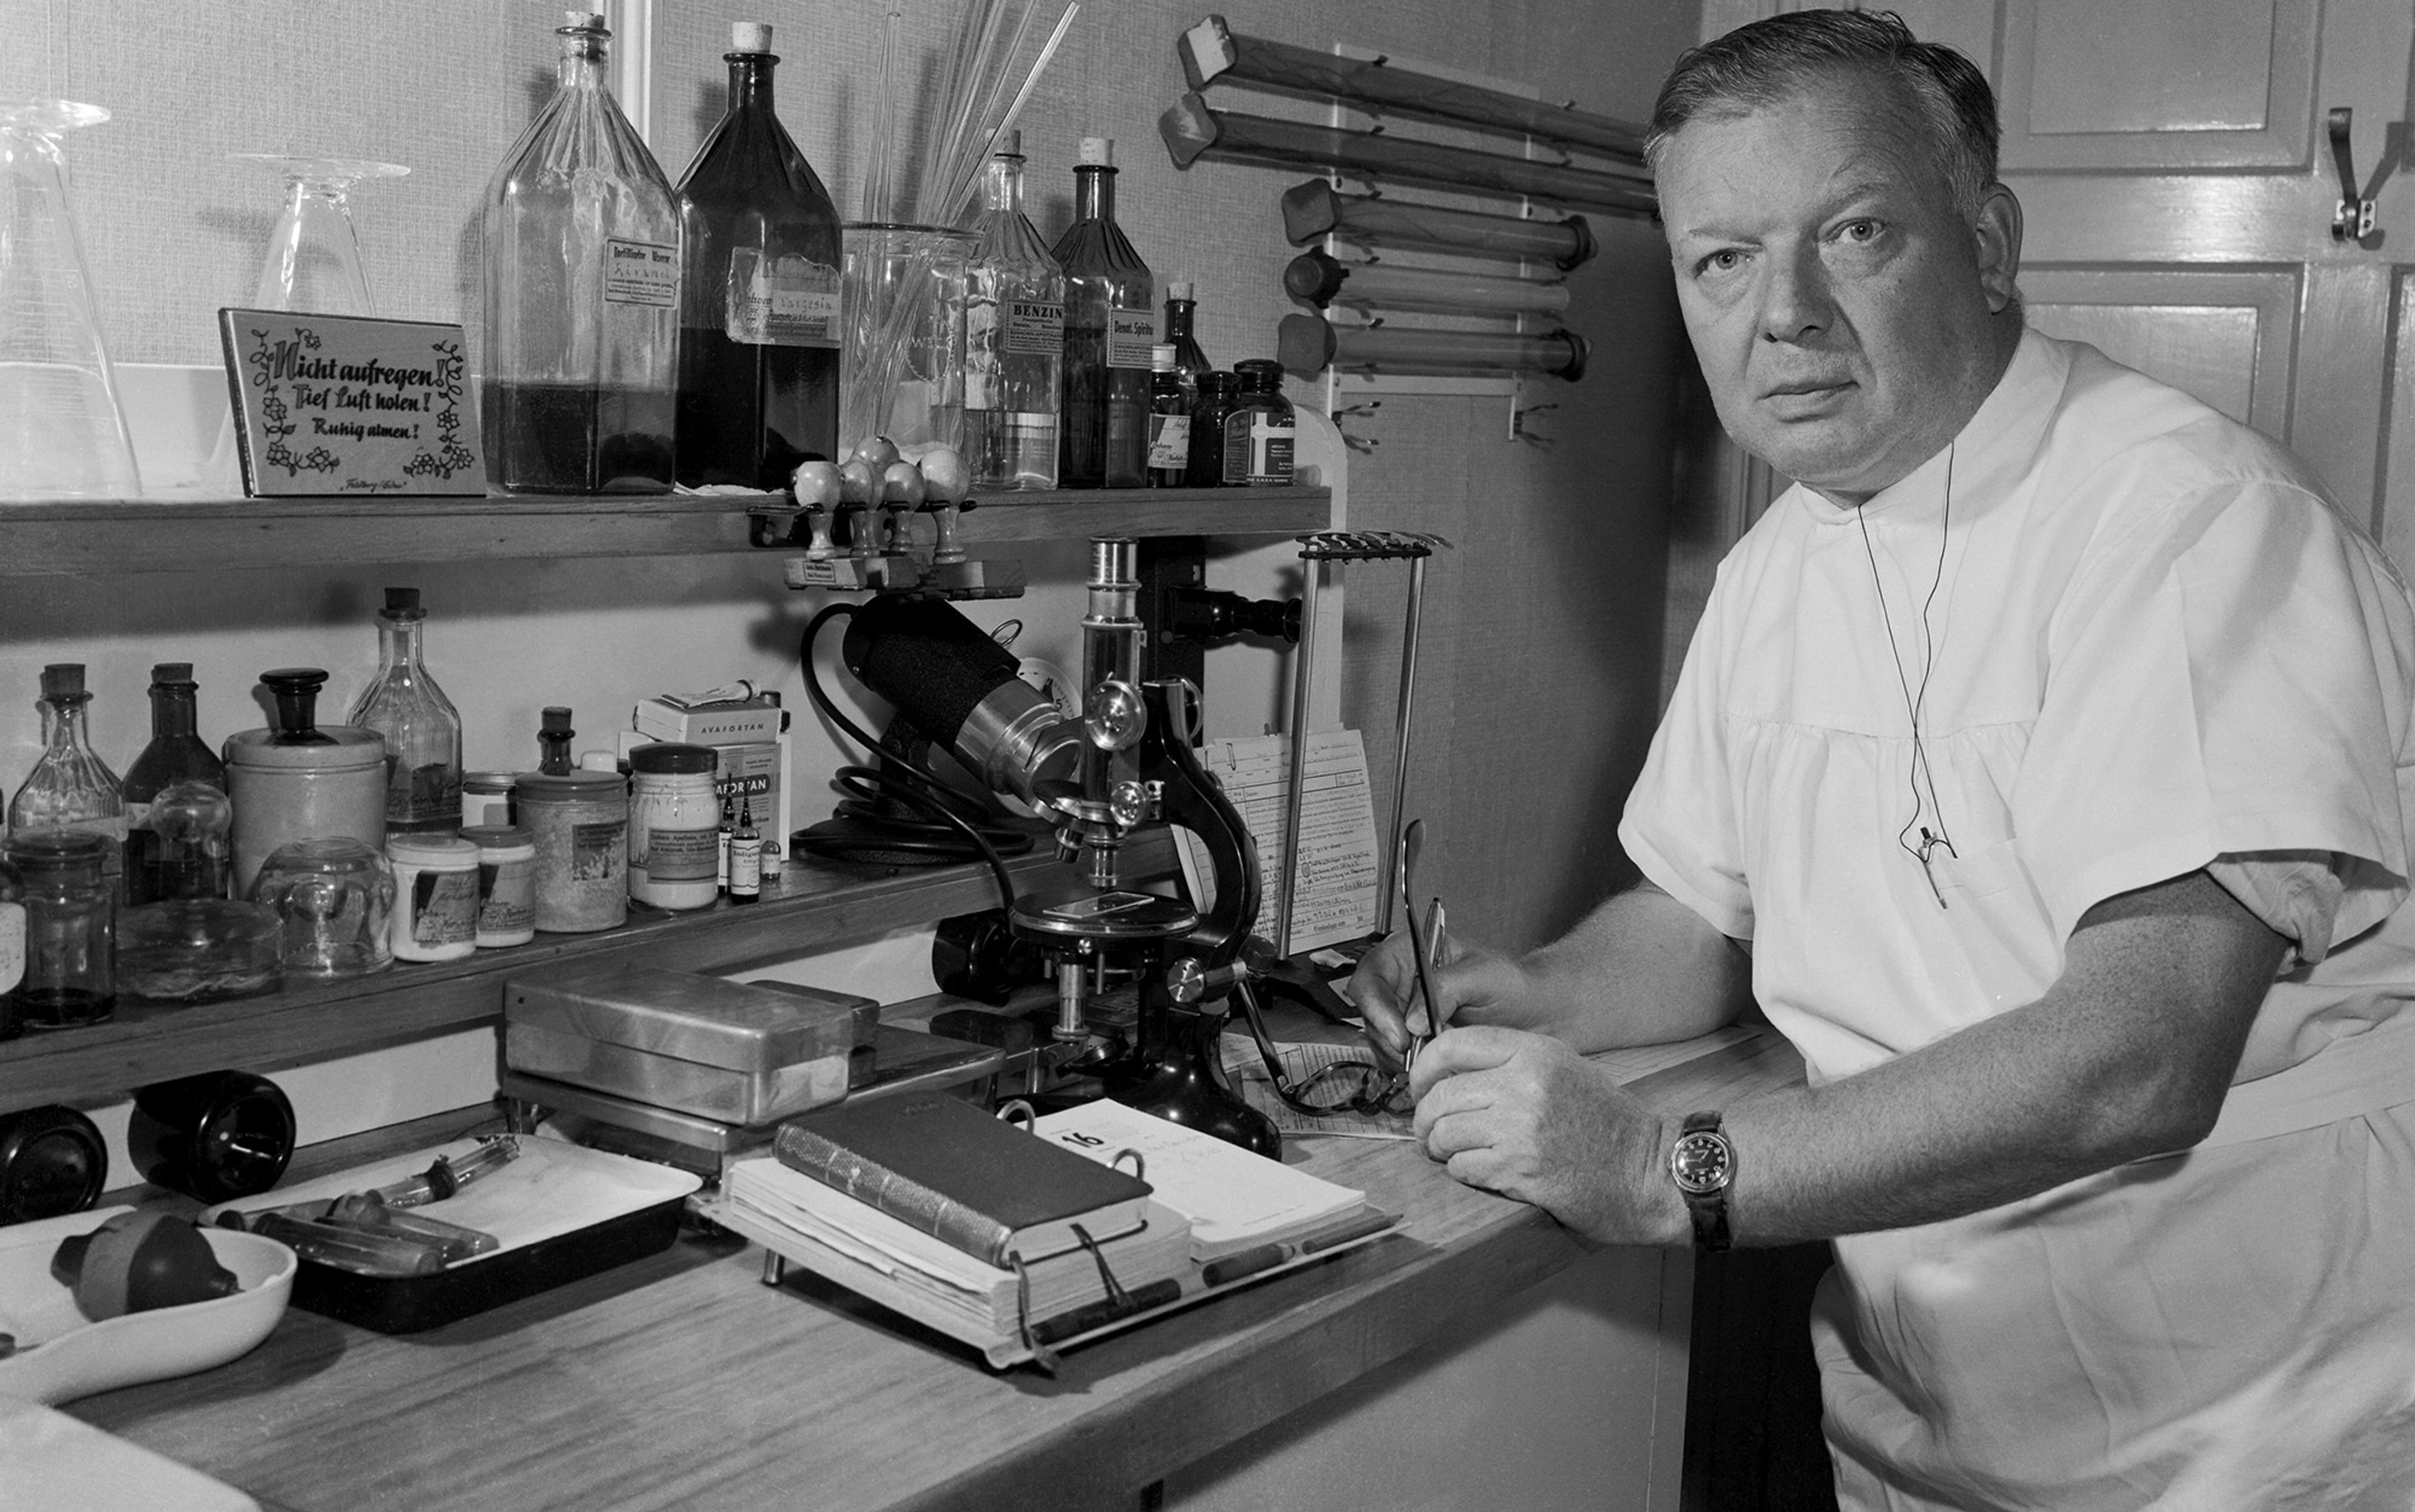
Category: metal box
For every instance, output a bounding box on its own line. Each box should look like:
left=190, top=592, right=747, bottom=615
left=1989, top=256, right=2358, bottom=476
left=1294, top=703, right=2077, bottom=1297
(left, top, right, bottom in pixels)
left=502, top=965, right=870, bottom=1126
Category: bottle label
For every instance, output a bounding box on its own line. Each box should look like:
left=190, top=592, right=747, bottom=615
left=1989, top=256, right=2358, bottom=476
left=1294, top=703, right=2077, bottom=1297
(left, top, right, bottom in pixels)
left=0, top=901, right=23, bottom=995
left=1249, top=412, right=1296, bottom=484
left=570, top=820, right=626, bottom=882
left=640, top=824, right=720, bottom=882
left=1106, top=306, right=1158, bottom=370
left=477, top=855, right=536, bottom=935
left=392, top=761, right=464, bottom=826
left=730, top=838, right=763, bottom=895
left=1146, top=414, right=1192, bottom=469
left=726, top=250, right=841, bottom=347
left=1004, top=299, right=1065, bottom=355
left=605, top=238, right=681, bottom=308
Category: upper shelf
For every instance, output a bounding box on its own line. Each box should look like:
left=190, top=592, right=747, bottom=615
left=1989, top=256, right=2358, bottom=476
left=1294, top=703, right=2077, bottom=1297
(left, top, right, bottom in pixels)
left=0, top=485, right=1335, bottom=577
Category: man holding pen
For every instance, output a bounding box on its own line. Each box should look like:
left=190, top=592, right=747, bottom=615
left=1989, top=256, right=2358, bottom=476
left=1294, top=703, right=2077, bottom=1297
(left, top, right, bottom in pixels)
left=1352, top=11, right=2415, bottom=1506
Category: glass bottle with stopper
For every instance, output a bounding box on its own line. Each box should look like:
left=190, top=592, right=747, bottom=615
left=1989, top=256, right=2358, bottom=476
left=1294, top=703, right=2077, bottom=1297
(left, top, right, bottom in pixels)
left=674, top=19, right=842, bottom=490
left=347, top=588, right=464, bottom=835
left=123, top=662, right=226, bottom=904
left=8, top=665, right=126, bottom=898
left=962, top=130, right=1065, bottom=491
left=480, top=9, right=682, bottom=494
left=537, top=706, right=576, bottom=776
left=1052, top=138, right=1154, bottom=488
left=1162, top=281, right=1211, bottom=405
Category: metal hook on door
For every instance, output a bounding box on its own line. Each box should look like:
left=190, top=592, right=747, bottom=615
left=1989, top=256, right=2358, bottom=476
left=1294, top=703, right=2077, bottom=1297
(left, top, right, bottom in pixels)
left=2331, top=107, right=2377, bottom=242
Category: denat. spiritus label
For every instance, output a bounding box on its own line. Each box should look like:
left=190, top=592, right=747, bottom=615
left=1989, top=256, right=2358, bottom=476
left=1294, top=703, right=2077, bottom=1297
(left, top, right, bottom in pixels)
left=1106, top=306, right=1158, bottom=369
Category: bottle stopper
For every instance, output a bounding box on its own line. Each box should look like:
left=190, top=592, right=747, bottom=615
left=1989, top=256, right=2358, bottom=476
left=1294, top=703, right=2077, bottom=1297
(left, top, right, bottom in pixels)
left=1079, top=137, right=1114, bottom=167
left=731, top=21, right=772, bottom=52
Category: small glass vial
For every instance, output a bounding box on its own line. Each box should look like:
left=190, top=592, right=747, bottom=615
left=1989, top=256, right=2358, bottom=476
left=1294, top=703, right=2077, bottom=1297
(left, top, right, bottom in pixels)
left=3, top=830, right=115, bottom=1028
left=461, top=823, right=536, bottom=948
left=386, top=833, right=480, bottom=962
left=1145, top=344, right=1190, bottom=488
left=728, top=798, right=762, bottom=904
left=1187, top=370, right=1237, bottom=487
left=628, top=743, right=719, bottom=910
left=518, top=770, right=628, bottom=932
left=1222, top=359, right=1296, bottom=486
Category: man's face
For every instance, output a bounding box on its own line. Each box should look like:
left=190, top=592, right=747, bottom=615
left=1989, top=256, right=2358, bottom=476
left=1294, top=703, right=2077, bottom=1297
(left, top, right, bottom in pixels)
left=1657, top=73, right=2019, bottom=501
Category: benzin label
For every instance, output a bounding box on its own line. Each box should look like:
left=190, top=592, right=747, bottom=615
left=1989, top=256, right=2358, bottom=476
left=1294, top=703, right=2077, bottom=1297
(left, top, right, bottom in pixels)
left=605, top=238, right=680, bottom=308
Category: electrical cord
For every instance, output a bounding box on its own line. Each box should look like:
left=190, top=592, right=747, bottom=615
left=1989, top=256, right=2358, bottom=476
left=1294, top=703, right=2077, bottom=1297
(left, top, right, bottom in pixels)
left=791, top=602, right=1031, bottom=911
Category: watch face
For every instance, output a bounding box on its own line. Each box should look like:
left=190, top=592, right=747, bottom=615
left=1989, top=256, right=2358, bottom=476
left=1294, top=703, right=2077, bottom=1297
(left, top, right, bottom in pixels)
left=1670, top=1130, right=1733, bottom=1195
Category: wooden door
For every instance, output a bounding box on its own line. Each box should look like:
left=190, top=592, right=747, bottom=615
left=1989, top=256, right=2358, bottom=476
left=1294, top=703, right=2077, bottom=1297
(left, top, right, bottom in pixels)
left=1899, top=0, right=2415, bottom=568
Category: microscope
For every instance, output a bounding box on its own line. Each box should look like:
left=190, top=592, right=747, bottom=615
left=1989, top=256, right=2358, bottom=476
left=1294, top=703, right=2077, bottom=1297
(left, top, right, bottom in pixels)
left=828, top=538, right=1282, bottom=1157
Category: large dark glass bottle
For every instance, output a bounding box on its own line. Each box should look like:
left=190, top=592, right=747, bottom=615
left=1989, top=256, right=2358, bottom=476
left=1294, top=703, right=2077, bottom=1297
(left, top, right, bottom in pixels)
left=122, top=664, right=227, bottom=905
left=674, top=21, right=841, bottom=490
left=480, top=11, right=682, bottom=494
left=1163, top=281, right=1211, bottom=407
left=1051, top=138, right=1154, bottom=488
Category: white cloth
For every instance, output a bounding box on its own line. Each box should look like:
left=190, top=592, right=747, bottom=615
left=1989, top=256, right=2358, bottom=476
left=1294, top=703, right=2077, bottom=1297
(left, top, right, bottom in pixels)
left=1620, top=330, right=2415, bottom=1507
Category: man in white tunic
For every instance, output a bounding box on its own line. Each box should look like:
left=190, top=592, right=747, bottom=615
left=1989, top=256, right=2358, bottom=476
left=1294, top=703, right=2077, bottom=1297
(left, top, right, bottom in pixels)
left=1352, top=11, right=2415, bottom=1507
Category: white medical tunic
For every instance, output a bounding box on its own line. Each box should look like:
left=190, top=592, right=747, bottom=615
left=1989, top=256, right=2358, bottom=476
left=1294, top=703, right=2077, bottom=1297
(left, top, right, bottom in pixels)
left=1621, top=330, right=2415, bottom=1508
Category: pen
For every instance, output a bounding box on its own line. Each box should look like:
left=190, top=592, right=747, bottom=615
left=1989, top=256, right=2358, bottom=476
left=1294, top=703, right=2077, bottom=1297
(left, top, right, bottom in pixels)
left=1404, top=896, right=1448, bottom=1070
left=1199, top=1209, right=1400, bottom=1288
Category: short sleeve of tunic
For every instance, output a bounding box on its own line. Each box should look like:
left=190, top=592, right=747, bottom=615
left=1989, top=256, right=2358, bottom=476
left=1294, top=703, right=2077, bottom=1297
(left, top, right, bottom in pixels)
left=1620, top=558, right=1755, bottom=942
left=2016, top=436, right=2415, bottom=947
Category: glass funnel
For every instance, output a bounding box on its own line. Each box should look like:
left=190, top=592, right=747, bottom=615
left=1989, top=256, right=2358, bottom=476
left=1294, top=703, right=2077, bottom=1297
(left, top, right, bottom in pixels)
left=0, top=100, right=139, bottom=501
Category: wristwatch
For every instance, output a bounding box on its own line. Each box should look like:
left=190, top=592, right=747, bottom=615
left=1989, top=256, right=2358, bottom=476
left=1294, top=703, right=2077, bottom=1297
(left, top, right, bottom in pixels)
left=1668, top=1111, right=1735, bottom=1252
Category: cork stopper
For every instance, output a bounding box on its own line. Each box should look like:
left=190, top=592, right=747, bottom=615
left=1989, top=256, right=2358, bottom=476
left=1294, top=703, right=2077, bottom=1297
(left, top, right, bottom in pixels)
left=38, top=664, right=86, bottom=700
left=1167, top=281, right=1194, bottom=301
left=152, top=662, right=195, bottom=685
left=381, top=586, right=425, bottom=620
left=1079, top=137, right=1114, bottom=167
left=994, top=128, right=1023, bottom=159
left=731, top=21, right=772, bottom=52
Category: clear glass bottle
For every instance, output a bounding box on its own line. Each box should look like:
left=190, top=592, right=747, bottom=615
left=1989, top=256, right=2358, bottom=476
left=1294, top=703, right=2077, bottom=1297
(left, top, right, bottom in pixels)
left=1163, top=281, right=1211, bottom=407
left=674, top=21, right=842, bottom=491
left=480, top=10, right=682, bottom=494
left=0, top=850, right=23, bottom=1039
left=1051, top=138, right=1154, bottom=488
left=962, top=131, right=1065, bottom=491
left=346, top=587, right=464, bottom=836
left=8, top=665, right=126, bottom=889
left=123, top=663, right=226, bottom=905
left=1146, top=345, right=1190, bottom=488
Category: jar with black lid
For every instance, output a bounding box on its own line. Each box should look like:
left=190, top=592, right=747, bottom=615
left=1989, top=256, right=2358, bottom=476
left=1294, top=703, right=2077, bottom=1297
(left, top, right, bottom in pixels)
left=1221, top=358, right=1295, bottom=486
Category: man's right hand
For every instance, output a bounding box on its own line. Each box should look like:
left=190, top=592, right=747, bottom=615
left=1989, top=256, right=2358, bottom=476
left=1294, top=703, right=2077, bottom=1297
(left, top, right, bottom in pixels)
left=1350, top=931, right=1531, bottom=1073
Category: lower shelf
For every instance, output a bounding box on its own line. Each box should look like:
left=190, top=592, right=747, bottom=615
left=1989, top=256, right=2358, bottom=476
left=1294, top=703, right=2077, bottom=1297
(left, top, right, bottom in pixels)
left=0, top=835, right=1173, bottom=1115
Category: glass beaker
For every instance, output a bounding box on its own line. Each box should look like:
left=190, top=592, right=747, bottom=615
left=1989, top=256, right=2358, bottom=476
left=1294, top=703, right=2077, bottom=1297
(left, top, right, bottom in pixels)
left=249, top=835, right=396, bottom=980
left=205, top=154, right=409, bottom=493
left=0, top=101, right=140, bottom=501
left=840, top=223, right=977, bottom=459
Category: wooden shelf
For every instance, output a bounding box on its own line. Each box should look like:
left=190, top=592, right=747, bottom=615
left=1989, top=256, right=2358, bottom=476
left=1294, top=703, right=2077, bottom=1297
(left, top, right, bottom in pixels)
left=0, top=485, right=1332, bottom=576
left=0, top=831, right=1175, bottom=1115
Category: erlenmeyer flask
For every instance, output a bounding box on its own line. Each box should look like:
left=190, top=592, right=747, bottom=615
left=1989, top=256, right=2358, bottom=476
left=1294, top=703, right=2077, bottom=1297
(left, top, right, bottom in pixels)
left=0, top=101, right=139, bottom=501
left=205, top=154, right=408, bottom=493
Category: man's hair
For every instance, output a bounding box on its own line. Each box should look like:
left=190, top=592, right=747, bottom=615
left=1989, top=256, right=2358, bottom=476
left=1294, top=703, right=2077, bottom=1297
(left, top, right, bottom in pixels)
left=1645, top=9, right=2001, bottom=219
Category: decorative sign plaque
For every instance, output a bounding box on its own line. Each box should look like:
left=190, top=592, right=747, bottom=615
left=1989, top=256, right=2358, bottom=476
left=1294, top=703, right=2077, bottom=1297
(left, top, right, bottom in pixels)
left=217, top=308, right=486, bottom=496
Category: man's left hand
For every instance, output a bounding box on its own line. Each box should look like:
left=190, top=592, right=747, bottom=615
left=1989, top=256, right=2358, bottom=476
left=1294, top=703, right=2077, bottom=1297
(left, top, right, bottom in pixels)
left=1408, top=1026, right=1685, bottom=1247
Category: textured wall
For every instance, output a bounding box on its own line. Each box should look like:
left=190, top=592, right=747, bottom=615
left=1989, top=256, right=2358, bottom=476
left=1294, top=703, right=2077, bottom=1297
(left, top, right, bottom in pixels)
left=0, top=0, right=1697, bottom=957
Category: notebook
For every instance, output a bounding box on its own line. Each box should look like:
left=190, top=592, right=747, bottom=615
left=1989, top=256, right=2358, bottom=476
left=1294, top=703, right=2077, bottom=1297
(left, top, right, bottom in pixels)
left=772, top=1091, right=1153, bottom=1266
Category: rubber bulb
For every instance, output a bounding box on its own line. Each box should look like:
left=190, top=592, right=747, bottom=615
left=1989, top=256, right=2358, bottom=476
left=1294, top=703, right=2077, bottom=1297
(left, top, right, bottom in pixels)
left=50, top=1210, right=240, bottom=1321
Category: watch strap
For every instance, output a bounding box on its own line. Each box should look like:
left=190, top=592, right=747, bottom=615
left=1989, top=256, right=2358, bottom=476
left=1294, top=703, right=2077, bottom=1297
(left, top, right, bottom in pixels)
left=1674, top=1110, right=1733, bottom=1252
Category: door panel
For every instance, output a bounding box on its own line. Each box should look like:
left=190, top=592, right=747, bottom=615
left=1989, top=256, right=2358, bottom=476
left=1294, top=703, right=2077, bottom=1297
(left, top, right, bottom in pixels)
left=2021, top=268, right=2296, bottom=433
left=2006, top=0, right=2316, bottom=166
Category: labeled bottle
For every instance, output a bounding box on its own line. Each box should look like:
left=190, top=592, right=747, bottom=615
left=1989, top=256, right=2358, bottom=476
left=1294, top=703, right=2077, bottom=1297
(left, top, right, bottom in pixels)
left=1145, top=345, right=1190, bottom=487
left=728, top=798, right=762, bottom=904
left=8, top=665, right=126, bottom=896
left=537, top=706, right=576, bottom=776
left=480, top=9, right=682, bottom=494
left=962, top=130, right=1066, bottom=491
left=1187, top=370, right=1237, bottom=487
left=674, top=21, right=842, bottom=490
left=1223, top=359, right=1297, bottom=486
left=347, top=588, right=464, bottom=836
left=627, top=743, right=719, bottom=911
left=123, top=663, right=226, bottom=906
left=1163, top=281, right=1211, bottom=406
left=1052, top=138, right=1154, bottom=488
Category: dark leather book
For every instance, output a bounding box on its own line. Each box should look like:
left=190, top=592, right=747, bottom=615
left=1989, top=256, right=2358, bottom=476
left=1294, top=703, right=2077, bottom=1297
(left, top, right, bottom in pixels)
left=772, top=1093, right=1153, bottom=1266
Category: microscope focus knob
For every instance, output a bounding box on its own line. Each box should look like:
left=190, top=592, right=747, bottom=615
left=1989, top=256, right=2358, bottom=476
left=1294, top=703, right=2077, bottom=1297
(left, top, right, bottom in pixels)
left=1109, top=780, right=1150, bottom=828
left=1086, top=680, right=1146, bottom=750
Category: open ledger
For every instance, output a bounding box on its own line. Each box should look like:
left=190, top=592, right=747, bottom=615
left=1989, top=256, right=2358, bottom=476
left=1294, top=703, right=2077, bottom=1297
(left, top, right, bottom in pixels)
left=716, top=1101, right=1396, bottom=1370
